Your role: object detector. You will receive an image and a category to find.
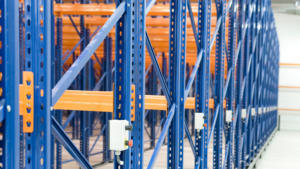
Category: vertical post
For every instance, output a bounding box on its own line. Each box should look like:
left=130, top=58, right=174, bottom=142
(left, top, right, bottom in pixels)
left=195, top=0, right=210, bottom=168
left=79, top=0, right=90, bottom=165
left=55, top=0, right=63, bottom=167
left=24, top=0, right=51, bottom=168
left=150, top=68, right=157, bottom=148
left=213, top=0, right=225, bottom=168
left=50, top=0, right=55, bottom=167
left=0, top=0, right=20, bottom=168
left=103, top=35, right=113, bottom=162
left=225, top=0, right=237, bottom=168
left=162, top=53, right=167, bottom=144
left=168, top=0, right=186, bottom=168
left=235, top=0, right=245, bottom=167
left=19, top=2, right=25, bottom=168
left=114, top=0, right=134, bottom=168
left=131, top=0, right=145, bottom=167
left=241, top=0, right=251, bottom=168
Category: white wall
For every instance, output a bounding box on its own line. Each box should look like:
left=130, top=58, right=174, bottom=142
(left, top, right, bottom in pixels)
left=274, top=11, right=300, bottom=131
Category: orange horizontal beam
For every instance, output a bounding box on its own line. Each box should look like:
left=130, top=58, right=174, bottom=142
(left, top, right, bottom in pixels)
left=53, top=90, right=226, bottom=112
left=54, top=3, right=217, bottom=16
left=60, top=16, right=224, bottom=28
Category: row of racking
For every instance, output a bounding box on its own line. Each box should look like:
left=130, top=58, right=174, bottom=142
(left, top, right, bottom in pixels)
left=0, top=0, right=279, bottom=168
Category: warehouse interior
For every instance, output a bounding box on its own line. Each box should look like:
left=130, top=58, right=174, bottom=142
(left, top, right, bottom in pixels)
left=0, top=0, right=299, bottom=168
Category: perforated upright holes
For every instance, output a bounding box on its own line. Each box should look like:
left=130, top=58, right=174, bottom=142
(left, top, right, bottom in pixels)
left=27, top=61, right=31, bottom=68
left=27, top=33, right=31, bottom=40
left=40, top=34, right=43, bottom=41
left=40, top=20, right=44, bottom=27
left=40, top=48, right=43, bottom=55
left=27, top=5, right=30, bottom=12
left=40, top=131, right=44, bottom=137
left=40, top=6, right=44, bottom=13
left=0, top=41, right=2, bottom=49
left=0, top=26, right=2, bottom=33
left=0, top=10, right=1, bottom=17
left=27, top=19, right=30, bottom=26
left=27, top=48, right=31, bottom=54
left=40, top=158, right=44, bottom=165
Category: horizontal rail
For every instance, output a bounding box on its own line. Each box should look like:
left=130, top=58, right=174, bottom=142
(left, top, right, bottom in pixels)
left=52, top=90, right=226, bottom=112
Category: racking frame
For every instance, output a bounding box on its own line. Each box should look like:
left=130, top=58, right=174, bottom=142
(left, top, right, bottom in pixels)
left=0, top=0, right=279, bottom=168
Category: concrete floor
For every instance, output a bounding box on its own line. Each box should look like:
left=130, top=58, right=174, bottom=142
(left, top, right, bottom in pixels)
left=256, top=130, right=300, bottom=169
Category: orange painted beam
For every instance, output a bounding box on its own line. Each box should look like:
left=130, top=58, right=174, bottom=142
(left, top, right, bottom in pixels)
left=59, top=16, right=225, bottom=28
left=53, top=90, right=226, bottom=112
left=53, top=3, right=218, bottom=16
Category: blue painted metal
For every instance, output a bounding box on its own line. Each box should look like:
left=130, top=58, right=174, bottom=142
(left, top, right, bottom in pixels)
left=145, top=33, right=171, bottom=105
left=52, top=2, right=126, bottom=106
left=19, top=2, right=25, bottom=168
left=112, top=0, right=134, bottom=168
left=131, top=0, right=146, bottom=167
left=102, top=35, right=112, bottom=163
left=8, top=0, right=279, bottom=168
left=225, top=0, right=237, bottom=168
left=52, top=118, right=93, bottom=169
left=150, top=69, right=157, bottom=148
left=0, top=1, right=20, bottom=169
left=167, top=0, right=186, bottom=168
left=55, top=1, right=63, bottom=166
left=23, top=0, right=51, bottom=168
left=195, top=0, right=210, bottom=168
left=213, top=0, right=226, bottom=168
left=50, top=0, right=55, bottom=168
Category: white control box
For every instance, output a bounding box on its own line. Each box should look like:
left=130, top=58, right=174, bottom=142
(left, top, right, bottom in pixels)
left=251, top=108, right=256, bottom=116
left=195, top=113, right=205, bottom=130
left=241, top=109, right=247, bottom=119
left=226, top=110, right=233, bottom=122
left=109, top=120, right=129, bottom=151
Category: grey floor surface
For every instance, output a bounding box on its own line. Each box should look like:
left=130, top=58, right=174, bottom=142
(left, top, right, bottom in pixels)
left=256, top=130, right=300, bottom=169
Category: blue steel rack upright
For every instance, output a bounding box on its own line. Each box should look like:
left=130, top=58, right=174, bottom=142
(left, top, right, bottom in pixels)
left=0, top=0, right=20, bottom=168
left=0, top=0, right=280, bottom=168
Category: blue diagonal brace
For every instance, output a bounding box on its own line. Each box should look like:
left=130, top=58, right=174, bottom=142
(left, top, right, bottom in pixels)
left=147, top=104, right=175, bottom=169
left=187, top=0, right=200, bottom=50
left=52, top=117, right=93, bottom=169
left=184, top=49, right=203, bottom=101
left=63, top=38, right=84, bottom=63
left=68, top=15, right=81, bottom=37
left=145, top=32, right=171, bottom=105
left=52, top=2, right=126, bottom=106
left=184, top=119, right=196, bottom=157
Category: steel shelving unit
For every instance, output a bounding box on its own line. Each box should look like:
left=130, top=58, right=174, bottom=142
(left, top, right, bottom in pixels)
left=0, top=0, right=279, bottom=168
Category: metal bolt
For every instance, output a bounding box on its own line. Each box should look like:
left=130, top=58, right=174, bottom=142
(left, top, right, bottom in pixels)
left=7, top=105, right=11, bottom=112
left=127, top=3, right=130, bottom=7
